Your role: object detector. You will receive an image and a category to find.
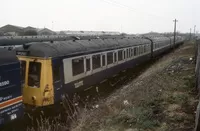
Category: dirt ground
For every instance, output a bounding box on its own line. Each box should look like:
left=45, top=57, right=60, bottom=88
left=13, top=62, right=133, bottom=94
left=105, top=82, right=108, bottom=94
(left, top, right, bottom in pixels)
left=71, top=42, right=198, bottom=131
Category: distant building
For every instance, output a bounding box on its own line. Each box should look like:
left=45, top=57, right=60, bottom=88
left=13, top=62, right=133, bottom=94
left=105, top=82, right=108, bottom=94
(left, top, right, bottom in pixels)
left=37, top=28, right=56, bottom=35
left=23, top=26, right=38, bottom=36
left=58, top=31, right=66, bottom=35
left=0, top=24, right=24, bottom=36
left=23, top=26, right=36, bottom=32
left=0, top=25, right=57, bottom=36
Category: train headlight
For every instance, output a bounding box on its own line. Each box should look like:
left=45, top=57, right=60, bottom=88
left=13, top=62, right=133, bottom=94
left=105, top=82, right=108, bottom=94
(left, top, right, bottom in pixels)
left=10, top=114, right=17, bottom=120
left=32, top=96, right=36, bottom=101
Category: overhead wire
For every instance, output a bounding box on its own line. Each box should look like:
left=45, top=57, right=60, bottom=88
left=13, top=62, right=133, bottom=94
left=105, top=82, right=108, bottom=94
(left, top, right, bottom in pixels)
left=98, top=0, right=173, bottom=21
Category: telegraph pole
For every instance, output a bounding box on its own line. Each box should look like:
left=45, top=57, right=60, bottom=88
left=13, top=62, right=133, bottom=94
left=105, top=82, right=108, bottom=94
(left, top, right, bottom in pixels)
left=173, top=19, right=178, bottom=47
left=194, top=25, right=196, bottom=39
left=190, top=28, right=192, bottom=40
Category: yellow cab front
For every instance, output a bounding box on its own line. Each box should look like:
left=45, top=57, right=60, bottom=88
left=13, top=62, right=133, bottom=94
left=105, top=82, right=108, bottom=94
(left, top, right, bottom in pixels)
left=18, top=56, right=54, bottom=107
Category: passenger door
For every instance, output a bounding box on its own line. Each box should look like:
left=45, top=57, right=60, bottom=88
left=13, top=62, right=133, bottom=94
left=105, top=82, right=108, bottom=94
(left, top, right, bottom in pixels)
left=52, top=58, right=62, bottom=103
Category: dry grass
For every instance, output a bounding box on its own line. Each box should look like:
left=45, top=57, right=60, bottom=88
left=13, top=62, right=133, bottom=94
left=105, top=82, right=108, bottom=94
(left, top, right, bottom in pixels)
left=26, top=116, right=68, bottom=131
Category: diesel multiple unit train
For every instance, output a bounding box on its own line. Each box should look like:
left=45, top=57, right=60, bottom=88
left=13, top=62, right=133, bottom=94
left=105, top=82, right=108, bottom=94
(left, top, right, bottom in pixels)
left=0, top=49, right=23, bottom=127
left=0, top=34, right=184, bottom=127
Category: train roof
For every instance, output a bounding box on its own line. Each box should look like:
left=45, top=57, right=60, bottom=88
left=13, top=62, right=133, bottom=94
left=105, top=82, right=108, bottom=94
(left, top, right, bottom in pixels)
left=0, top=35, right=86, bottom=46
left=0, top=35, right=127, bottom=46
left=0, top=48, right=18, bottom=65
left=15, top=37, right=151, bottom=58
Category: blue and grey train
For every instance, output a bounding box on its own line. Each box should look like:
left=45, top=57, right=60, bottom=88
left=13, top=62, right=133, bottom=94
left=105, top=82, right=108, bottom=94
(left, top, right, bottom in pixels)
left=0, top=48, right=23, bottom=127
left=13, top=35, right=184, bottom=108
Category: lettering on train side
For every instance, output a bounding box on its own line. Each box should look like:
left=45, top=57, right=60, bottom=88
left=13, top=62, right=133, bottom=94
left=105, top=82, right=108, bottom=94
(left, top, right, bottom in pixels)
left=0, top=95, right=12, bottom=102
left=0, top=103, right=22, bottom=115
left=16, top=51, right=29, bottom=56
left=74, top=81, right=83, bottom=88
left=0, top=80, right=10, bottom=87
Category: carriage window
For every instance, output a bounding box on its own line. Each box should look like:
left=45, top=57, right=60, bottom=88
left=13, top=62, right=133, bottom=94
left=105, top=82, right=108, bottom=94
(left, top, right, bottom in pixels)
left=131, top=48, right=134, bottom=56
left=141, top=46, right=143, bottom=53
left=138, top=46, right=141, bottom=54
left=123, top=50, right=126, bottom=59
left=107, top=52, right=113, bottom=65
left=86, top=58, right=91, bottom=71
left=141, top=46, right=143, bottom=54
left=126, top=49, right=129, bottom=58
left=53, top=65, right=61, bottom=82
left=118, top=50, right=123, bottom=61
left=28, top=62, right=41, bottom=88
left=129, top=48, right=132, bottom=57
left=134, top=47, right=137, bottom=56
left=114, top=52, right=117, bottom=62
left=102, top=55, right=106, bottom=66
left=136, top=46, right=140, bottom=55
left=142, top=46, right=144, bottom=54
left=143, top=46, right=145, bottom=53
left=148, top=45, right=151, bottom=51
left=20, top=60, right=26, bottom=84
left=92, top=54, right=101, bottom=69
left=72, top=57, right=84, bottom=76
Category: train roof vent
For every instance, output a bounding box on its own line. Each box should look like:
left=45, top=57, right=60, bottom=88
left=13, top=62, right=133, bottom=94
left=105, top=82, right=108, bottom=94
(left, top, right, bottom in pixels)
left=23, top=43, right=30, bottom=49
left=71, top=36, right=81, bottom=40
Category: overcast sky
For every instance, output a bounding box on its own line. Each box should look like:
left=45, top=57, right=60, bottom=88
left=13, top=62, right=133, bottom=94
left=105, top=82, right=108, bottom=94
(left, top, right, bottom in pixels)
left=0, top=0, right=199, bottom=33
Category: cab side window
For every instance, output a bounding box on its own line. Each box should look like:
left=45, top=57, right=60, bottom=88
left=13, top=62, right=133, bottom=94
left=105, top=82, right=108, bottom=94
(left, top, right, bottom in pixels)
left=53, top=65, right=61, bottom=82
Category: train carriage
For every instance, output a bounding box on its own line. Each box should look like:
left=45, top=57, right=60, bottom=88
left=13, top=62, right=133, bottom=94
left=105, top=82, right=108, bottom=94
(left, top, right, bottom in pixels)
left=13, top=34, right=184, bottom=109
left=143, top=35, right=172, bottom=56
left=0, top=49, right=23, bottom=127
left=15, top=36, right=153, bottom=107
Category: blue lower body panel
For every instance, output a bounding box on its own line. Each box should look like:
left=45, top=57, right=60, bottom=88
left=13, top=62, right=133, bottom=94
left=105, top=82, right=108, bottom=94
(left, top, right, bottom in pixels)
left=153, top=46, right=171, bottom=57
left=0, top=99, right=23, bottom=127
